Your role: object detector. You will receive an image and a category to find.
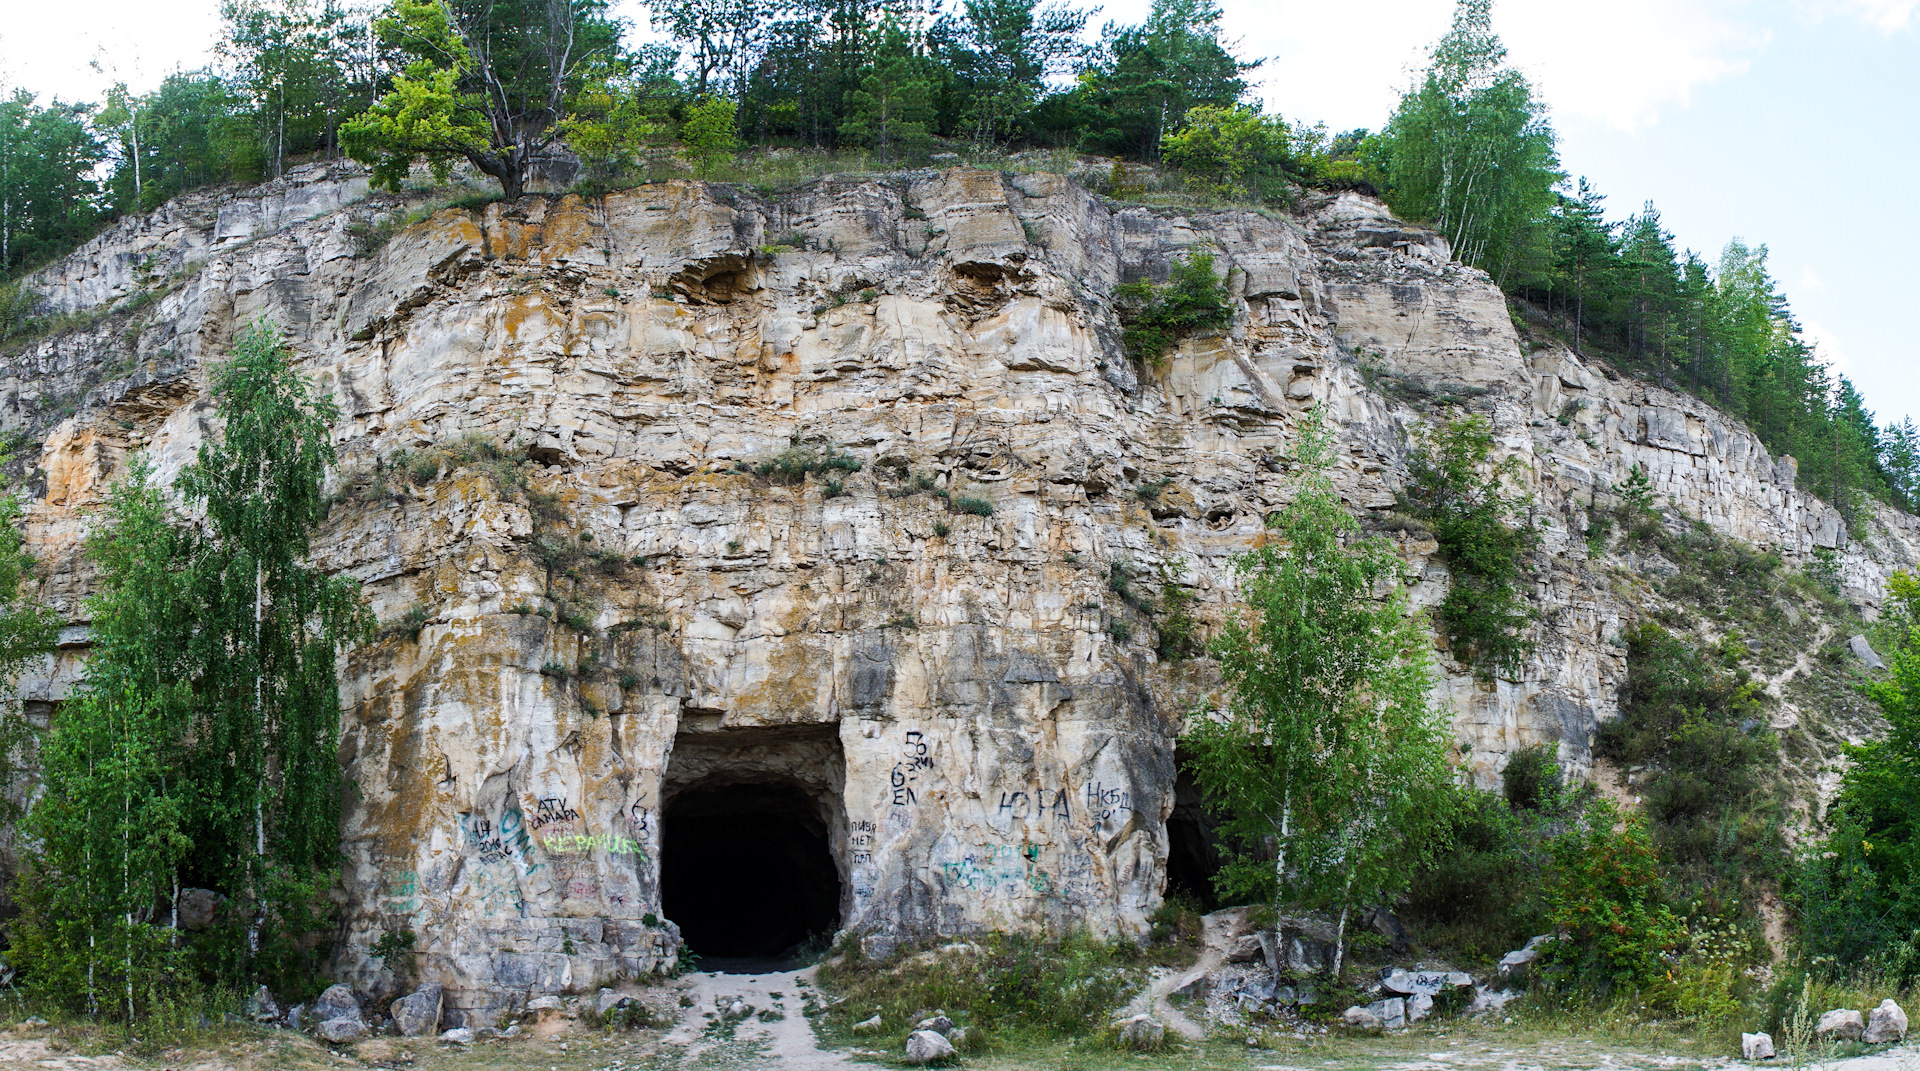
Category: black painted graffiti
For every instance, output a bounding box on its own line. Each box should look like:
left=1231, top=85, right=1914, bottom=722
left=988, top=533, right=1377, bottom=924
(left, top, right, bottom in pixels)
left=849, top=819, right=875, bottom=864
left=626, top=802, right=653, bottom=835
left=460, top=807, right=543, bottom=874
left=1085, top=781, right=1134, bottom=822
left=528, top=796, right=581, bottom=830
left=996, top=787, right=1072, bottom=821
left=891, top=730, right=930, bottom=807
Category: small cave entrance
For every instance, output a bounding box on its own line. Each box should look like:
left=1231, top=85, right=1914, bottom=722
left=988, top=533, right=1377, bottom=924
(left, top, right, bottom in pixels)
left=1163, top=759, right=1223, bottom=911
left=661, top=723, right=845, bottom=972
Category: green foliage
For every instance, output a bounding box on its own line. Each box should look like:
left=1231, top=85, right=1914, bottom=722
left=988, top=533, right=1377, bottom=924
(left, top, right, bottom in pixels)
left=12, top=323, right=370, bottom=1013
left=1152, top=559, right=1201, bottom=661
left=0, top=91, right=108, bottom=275
left=1795, top=570, right=1920, bottom=980
left=1540, top=800, right=1685, bottom=993
left=344, top=0, right=622, bottom=199
left=680, top=96, right=740, bottom=174
left=1184, top=408, right=1452, bottom=976
left=1161, top=104, right=1287, bottom=199
left=1401, top=415, right=1539, bottom=678
left=1115, top=249, right=1232, bottom=367
left=1599, top=622, right=1782, bottom=920
left=838, top=16, right=937, bottom=162
left=1501, top=743, right=1562, bottom=813
left=753, top=443, right=862, bottom=484
left=953, top=495, right=994, bottom=516
left=1370, top=0, right=1561, bottom=286
left=1403, top=784, right=1551, bottom=962
left=817, top=931, right=1173, bottom=1047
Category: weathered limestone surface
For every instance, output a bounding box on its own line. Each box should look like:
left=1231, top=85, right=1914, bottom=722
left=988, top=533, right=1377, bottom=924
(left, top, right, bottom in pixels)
left=7, top=165, right=1915, bottom=1023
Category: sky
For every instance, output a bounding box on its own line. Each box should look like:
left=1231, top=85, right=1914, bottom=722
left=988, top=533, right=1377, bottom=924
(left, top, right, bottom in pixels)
left=1, top=0, right=1915, bottom=425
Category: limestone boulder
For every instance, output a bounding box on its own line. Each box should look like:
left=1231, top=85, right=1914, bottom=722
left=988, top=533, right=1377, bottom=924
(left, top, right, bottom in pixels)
left=1866, top=999, right=1907, bottom=1044
left=1742, top=1031, right=1775, bottom=1060
left=1816, top=1008, right=1864, bottom=1041
left=390, top=983, right=443, bottom=1037
left=904, top=1028, right=956, bottom=1064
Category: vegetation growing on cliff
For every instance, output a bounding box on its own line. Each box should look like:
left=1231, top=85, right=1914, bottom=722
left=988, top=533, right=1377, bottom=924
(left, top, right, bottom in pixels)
left=11, top=325, right=370, bottom=1013
left=1400, top=415, right=1540, bottom=679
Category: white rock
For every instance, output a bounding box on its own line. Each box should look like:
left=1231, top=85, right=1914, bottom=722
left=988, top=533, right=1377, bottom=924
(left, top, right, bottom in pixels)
left=1816, top=1008, right=1864, bottom=1041
left=1742, top=1031, right=1775, bottom=1060
left=1865, top=999, right=1908, bottom=1044
left=317, top=1017, right=368, bottom=1043
left=1111, top=1014, right=1164, bottom=1050
left=1366, top=997, right=1407, bottom=1030
left=439, top=1027, right=476, bottom=1044
left=1342, top=1006, right=1382, bottom=1031
left=914, top=1015, right=954, bottom=1035
left=851, top=1014, right=885, bottom=1034
left=904, top=1029, right=956, bottom=1064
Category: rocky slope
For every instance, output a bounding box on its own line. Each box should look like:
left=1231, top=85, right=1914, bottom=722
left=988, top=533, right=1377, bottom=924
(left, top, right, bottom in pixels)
left=4, top=162, right=1908, bottom=1025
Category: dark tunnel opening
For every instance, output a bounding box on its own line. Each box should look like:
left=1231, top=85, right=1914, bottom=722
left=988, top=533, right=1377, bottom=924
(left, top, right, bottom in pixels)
left=662, top=780, right=842, bottom=969
left=1164, top=762, right=1223, bottom=911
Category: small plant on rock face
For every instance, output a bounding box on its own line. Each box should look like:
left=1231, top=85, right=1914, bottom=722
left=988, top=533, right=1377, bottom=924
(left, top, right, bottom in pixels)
left=1115, top=249, right=1232, bottom=368
left=954, top=495, right=993, bottom=516
left=373, top=927, right=417, bottom=981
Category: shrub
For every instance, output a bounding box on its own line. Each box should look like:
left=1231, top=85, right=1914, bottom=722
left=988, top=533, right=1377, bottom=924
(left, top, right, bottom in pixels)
left=1598, top=622, right=1781, bottom=921
left=1153, top=560, right=1202, bottom=661
left=953, top=495, right=993, bottom=516
left=1115, top=250, right=1232, bottom=367
left=1540, top=801, right=1685, bottom=993
left=1400, top=415, right=1539, bottom=678
left=1502, top=743, right=1562, bottom=812
left=1163, top=104, right=1288, bottom=199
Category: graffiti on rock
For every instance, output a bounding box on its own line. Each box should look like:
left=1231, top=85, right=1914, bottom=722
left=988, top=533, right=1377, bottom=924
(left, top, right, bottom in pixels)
left=891, top=730, right=930, bottom=807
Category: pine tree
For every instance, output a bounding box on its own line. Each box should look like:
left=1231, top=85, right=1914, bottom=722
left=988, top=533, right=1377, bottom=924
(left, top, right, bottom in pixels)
left=840, top=15, right=939, bottom=162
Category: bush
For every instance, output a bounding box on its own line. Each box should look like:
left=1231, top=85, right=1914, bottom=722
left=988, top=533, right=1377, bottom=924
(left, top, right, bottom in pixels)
left=1163, top=105, right=1288, bottom=200
left=1598, top=622, right=1781, bottom=921
left=1404, top=786, right=1547, bottom=961
left=953, top=495, right=993, bottom=516
left=1116, top=250, right=1232, bottom=367
left=1540, top=801, right=1685, bottom=994
left=1400, top=415, right=1539, bottom=678
left=1502, top=743, right=1562, bottom=812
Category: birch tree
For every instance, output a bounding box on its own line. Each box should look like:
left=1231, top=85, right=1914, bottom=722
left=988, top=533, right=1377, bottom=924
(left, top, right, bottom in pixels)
left=1184, top=408, right=1453, bottom=977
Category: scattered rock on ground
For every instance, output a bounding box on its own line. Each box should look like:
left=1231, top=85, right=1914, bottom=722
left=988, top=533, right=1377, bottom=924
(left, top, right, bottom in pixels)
left=526, top=995, right=570, bottom=1023
left=318, top=1017, right=368, bottom=1043
left=284, top=1004, right=307, bottom=1031
left=905, top=1028, right=956, bottom=1064
left=246, top=985, right=279, bottom=1023
left=439, top=1027, right=475, bottom=1044
left=1743, top=1031, right=1776, bottom=1060
left=1865, top=999, right=1908, bottom=1044
left=1112, top=1014, right=1165, bottom=1050
left=595, top=988, right=634, bottom=1017
left=1498, top=936, right=1556, bottom=986
left=390, top=983, right=443, bottom=1037
left=1817, top=1008, right=1865, bottom=1041
left=1342, top=1006, right=1383, bottom=1031
left=1406, top=992, right=1435, bottom=1023
left=313, top=985, right=359, bottom=1024
left=851, top=1014, right=885, bottom=1034
left=1850, top=635, right=1886, bottom=670
left=1366, top=998, right=1408, bottom=1030
left=915, top=1015, right=954, bottom=1035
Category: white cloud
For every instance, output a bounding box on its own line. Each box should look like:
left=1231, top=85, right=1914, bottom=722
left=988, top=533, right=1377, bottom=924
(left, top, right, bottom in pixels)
left=1799, top=266, right=1828, bottom=291
left=1498, top=0, right=1771, bottom=132
left=1801, top=319, right=1851, bottom=373
left=1809, top=0, right=1918, bottom=32
left=0, top=0, right=223, bottom=103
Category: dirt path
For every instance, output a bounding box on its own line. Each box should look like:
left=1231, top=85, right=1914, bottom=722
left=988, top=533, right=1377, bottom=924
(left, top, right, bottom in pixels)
left=1121, top=911, right=1238, bottom=1042
left=654, top=967, right=859, bottom=1070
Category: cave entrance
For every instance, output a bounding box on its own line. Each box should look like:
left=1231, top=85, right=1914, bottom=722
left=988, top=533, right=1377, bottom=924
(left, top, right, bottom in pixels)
left=661, top=723, right=845, bottom=972
left=1163, top=759, right=1223, bottom=911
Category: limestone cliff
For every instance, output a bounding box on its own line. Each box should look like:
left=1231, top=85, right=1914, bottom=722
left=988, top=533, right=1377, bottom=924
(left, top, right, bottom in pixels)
left=3, top=163, right=1907, bottom=1025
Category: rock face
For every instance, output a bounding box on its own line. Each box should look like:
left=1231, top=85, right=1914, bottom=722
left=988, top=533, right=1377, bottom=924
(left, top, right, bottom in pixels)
left=7, top=165, right=1918, bottom=1018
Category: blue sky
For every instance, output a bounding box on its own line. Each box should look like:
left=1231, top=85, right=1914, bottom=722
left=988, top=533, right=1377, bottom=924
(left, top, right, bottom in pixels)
left=4, top=0, right=1916, bottom=426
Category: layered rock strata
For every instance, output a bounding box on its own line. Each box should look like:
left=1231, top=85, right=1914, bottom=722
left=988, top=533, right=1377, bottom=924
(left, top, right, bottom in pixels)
left=6, top=163, right=1911, bottom=1022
